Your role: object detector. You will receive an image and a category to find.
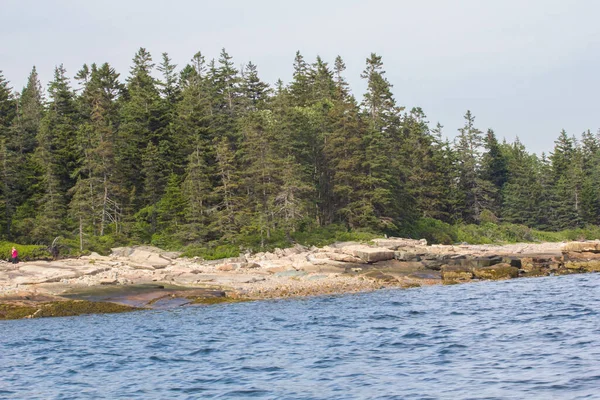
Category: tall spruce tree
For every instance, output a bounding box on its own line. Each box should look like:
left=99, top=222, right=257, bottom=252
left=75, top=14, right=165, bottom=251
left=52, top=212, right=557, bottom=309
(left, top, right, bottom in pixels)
left=323, top=56, right=371, bottom=228
left=480, top=129, right=508, bottom=216
left=118, top=48, right=166, bottom=213
left=501, top=139, right=541, bottom=226
left=548, top=130, right=583, bottom=229
left=70, top=63, right=124, bottom=244
left=32, top=65, right=79, bottom=242
left=0, top=71, right=16, bottom=132
left=454, top=110, right=495, bottom=223
left=6, top=67, right=44, bottom=241
left=0, top=71, right=16, bottom=237
left=580, top=130, right=600, bottom=224
left=360, top=53, right=410, bottom=231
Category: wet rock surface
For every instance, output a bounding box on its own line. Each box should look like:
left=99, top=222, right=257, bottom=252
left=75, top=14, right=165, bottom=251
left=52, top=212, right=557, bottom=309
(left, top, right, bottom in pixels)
left=1, top=239, right=599, bottom=319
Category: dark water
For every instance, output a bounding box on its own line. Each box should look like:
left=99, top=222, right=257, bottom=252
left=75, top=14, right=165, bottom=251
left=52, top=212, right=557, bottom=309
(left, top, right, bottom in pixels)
left=2, top=274, right=600, bottom=400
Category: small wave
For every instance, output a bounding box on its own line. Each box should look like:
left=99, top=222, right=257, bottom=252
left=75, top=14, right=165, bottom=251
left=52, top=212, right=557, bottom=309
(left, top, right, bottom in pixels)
left=219, top=388, right=273, bottom=398
left=402, top=331, right=427, bottom=339
left=189, top=347, right=216, bottom=356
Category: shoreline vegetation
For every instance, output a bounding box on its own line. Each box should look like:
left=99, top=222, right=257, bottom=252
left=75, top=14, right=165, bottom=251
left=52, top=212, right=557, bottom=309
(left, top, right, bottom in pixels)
left=2, top=49, right=600, bottom=319
left=1, top=49, right=600, bottom=270
left=2, top=236, right=599, bottom=321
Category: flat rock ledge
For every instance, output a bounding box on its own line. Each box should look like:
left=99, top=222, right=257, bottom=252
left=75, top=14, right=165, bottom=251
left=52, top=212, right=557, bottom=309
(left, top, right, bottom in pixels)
left=0, top=239, right=597, bottom=319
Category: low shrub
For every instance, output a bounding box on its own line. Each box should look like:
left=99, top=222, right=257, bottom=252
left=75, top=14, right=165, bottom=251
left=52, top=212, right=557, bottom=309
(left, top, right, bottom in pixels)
left=292, top=224, right=378, bottom=248
left=181, top=243, right=240, bottom=260
left=408, top=218, right=457, bottom=244
left=0, top=242, right=51, bottom=261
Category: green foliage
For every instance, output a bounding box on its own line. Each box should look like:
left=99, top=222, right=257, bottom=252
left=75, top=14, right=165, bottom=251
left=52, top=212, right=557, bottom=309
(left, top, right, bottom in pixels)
left=0, top=241, right=51, bottom=261
left=530, top=225, right=600, bottom=242
left=292, top=224, right=379, bottom=248
left=2, top=49, right=600, bottom=255
left=181, top=243, right=240, bottom=260
left=150, top=232, right=183, bottom=251
left=406, top=218, right=456, bottom=245
left=405, top=218, right=600, bottom=245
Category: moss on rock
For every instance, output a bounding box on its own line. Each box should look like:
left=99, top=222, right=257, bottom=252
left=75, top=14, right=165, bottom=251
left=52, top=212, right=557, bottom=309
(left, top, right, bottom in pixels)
left=565, top=260, right=600, bottom=272
left=0, top=304, right=37, bottom=320
left=441, top=265, right=473, bottom=284
left=187, top=296, right=246, bottom=305
left=0, top=300, right=138, bottom=320
left=473, top=264, right=519, bottom=280
left=521, top=268, right=549, bottom=277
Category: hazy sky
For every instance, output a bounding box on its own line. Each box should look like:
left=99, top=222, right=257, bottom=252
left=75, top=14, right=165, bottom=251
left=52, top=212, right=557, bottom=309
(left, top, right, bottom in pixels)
left=2, top=0, right=599, bottom=153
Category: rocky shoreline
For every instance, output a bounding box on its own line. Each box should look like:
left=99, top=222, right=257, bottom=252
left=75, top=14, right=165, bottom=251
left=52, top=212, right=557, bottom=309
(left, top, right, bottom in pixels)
left=1, top=238, right=599, bottom=320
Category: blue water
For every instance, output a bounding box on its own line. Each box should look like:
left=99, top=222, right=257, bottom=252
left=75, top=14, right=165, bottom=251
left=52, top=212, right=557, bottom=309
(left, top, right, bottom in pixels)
left=2, top=274, right=600, bottom=400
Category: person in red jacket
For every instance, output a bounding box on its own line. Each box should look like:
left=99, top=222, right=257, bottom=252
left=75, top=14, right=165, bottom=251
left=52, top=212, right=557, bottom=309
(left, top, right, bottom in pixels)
left=11, top=246, right=18, bottom=264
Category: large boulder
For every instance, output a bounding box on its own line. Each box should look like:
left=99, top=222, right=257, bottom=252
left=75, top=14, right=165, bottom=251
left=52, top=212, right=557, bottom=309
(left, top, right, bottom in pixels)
left=340, top=245, right=395, bottom=263
left=371, top=237, right=427, bottom=250
left=128, top=249, right=172, bottom=268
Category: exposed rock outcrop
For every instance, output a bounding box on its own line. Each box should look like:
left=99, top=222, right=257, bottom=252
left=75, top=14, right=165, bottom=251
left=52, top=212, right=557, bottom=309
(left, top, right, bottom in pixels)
left=3, top=239, right=600, bottom=319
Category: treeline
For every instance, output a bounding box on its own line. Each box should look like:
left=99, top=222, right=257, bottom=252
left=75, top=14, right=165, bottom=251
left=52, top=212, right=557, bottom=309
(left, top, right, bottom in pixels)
left=0, top=48, right=599, bottom=251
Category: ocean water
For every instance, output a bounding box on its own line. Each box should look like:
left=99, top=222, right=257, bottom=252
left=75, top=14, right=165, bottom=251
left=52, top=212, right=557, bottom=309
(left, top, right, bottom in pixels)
left=1, top=273, right=600, bottom=400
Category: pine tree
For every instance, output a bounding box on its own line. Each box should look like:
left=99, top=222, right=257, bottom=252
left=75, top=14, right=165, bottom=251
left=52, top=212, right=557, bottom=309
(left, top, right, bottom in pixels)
left=0, top=72, right=17, bottom=237
left=289, top=51, right=313, bottom=106
left=401, top=110, right=455, bottom=222
left=454, top=110, right=495, bottom=223
left=480, top=129, right=508, bottom=216
left=580, top=130, right=600, bottom=224
left=324, top=70, right=370, bottom=228
left=549, top=130, right=574, bottom=182
left=238, top=109, right=280, bottom=245
left=360, top=53, right=409, bottom=230
left=269, top=80, right=315, bottom=233
left=70, top=63, right=124, bottom=240
left=548, top=130, right=583, bottom=229
left=5, top=67, right=44, bottom=241
left=172, top=51, right=214, bottom=173
left=240, top=61, right=270, bottom=111
left=118, top=48, right=166, bottom=210
left=210, top=48, right=241, bottom=141
left=182, top=145, right=213, bottom=242
left=12, top=67, right=44, bottom=154
left=158, top=52, right=181, bottom=105
left=156, top=173, right=186, bottom=239
left=212, top=136, right=241, bottom=240
left=0, top=71, right=16, bottom=133
left=30, top=65, right=79, bottom=242
left=501, top=139, right=541, bottom=226
left=46, top=64, right=78, bottom=192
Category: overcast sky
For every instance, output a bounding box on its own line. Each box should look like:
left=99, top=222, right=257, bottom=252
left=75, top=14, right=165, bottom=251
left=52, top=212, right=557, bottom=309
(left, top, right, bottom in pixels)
left=2, top=0, right=599, bottom=153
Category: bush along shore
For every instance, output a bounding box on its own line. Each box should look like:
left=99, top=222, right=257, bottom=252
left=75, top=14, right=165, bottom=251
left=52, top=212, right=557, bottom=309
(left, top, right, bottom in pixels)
left=2, top=238, right=600, bottom=320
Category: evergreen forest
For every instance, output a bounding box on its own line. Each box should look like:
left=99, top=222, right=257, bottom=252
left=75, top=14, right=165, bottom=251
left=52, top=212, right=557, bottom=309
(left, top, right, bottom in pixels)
left=1, top=48, right=599, bottom=256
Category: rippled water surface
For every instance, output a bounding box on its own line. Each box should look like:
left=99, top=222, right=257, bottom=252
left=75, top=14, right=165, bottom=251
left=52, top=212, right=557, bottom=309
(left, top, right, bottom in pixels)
left=2, top=274, right=600, bottom=399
